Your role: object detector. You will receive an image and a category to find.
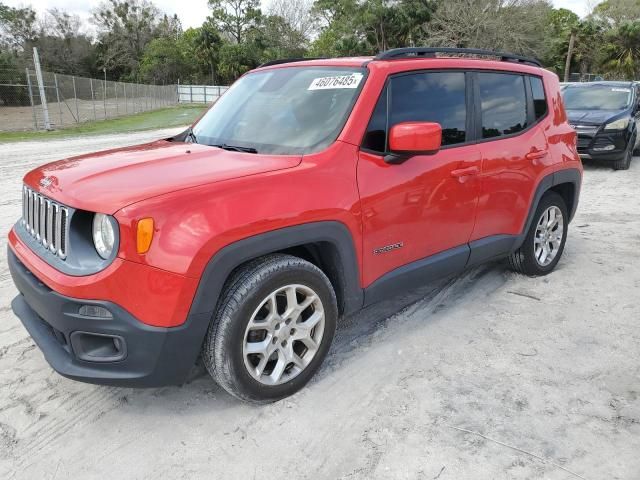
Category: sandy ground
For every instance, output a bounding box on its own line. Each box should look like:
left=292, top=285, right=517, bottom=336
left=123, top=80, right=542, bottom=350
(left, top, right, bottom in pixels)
left=0, top=131, right=639, bottom=480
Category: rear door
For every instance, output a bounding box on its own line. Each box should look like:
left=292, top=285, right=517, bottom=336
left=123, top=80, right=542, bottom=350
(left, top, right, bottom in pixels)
left=470, top=72, right=550, bottom=244
left=357, top=70, right=481, bottom=287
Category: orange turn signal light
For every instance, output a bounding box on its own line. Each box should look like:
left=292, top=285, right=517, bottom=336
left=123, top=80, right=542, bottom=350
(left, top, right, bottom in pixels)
left=136, top=218, right=154, bottom=254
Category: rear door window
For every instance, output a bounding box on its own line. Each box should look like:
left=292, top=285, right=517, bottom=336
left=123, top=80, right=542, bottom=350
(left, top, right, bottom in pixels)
left=478, top=73, right=528, bottom=139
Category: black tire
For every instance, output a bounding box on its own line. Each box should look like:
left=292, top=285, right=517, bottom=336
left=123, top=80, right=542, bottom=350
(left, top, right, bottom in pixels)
left=202, top=254, right=338, bottom=403
left=613, top=138, right=634, bottom=170
left=508, top=191, right=568, bottom=276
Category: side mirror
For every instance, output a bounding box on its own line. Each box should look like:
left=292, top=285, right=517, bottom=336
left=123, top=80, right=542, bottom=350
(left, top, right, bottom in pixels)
left=385, top=122, right=442, bottom=164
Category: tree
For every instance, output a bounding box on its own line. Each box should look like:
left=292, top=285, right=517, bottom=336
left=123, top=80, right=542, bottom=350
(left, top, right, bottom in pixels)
left=258, top=15, right=308, bottom=60
left=180, top=24, right=224, bottom=83
left=542, top=8, right=580, bottom=74
left=35, top=9, right=97, bottom=76
left=92, top=0, right=179, bottom=80
left=0, top=51, right=29, bottom=105
left=207, top=0, right=261, bottom=44
left=424, top=0, right=553, bottom=57
left=268, top=0, right=316, bottom=41
left=357, top=0, right=434, bottom=51
left=216, top=41, right=261, bottom=83
left=592, top=0, right=640, bottom=27
left=602, top=20, right=640, bottom=79
left=310, top=0, right=433, bottom=56
left=140, top=36, right=191, bottom=83
left=0, top=2, right=37, bottom=51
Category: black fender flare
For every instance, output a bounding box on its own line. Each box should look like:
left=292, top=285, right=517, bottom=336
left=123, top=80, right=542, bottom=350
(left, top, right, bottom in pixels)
left=172, top=222, right=363, bottom=377
left=189, top=221, right=363, bottom=318
left=514, top=167, right=582, bottom=251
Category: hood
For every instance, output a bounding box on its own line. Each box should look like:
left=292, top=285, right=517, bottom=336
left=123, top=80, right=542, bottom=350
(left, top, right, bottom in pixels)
left=23, top=140, right=302, bottom=214
left=566, top=109, right=627, bottom=126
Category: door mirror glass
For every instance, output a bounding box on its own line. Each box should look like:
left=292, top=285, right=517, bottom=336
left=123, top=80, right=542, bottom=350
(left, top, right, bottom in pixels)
left=388, top=122, right=442, bottom=154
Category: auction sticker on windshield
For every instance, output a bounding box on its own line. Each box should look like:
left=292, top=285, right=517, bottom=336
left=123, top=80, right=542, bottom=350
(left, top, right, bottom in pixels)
left=308, top=73, right=363, bottom=90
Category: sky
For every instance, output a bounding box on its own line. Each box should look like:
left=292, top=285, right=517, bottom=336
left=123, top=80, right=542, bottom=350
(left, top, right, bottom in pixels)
left=3, top=0, right=600, bottom=32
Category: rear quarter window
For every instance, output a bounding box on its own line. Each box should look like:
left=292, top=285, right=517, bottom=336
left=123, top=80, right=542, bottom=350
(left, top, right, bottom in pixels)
left=530, top=76, right=548, bottom=120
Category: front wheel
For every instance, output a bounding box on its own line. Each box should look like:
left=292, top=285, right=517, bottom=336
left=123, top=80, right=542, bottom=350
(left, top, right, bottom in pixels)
left=508, top=191, right=568, bottom=276
left=614, top=137, right=634, bottom=170
left=202, top=254, right=338, bottom=403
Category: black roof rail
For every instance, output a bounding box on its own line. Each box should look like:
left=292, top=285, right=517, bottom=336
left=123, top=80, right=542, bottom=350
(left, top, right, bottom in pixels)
left=374, top=47, right=542, bottom=67
left=258, top=57, right=327, bottom=68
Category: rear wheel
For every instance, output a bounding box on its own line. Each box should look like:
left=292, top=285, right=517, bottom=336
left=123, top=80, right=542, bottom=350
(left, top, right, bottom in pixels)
left=508, top=191, right=568, bottom=276
left=202, top=254, right=338, bottom=403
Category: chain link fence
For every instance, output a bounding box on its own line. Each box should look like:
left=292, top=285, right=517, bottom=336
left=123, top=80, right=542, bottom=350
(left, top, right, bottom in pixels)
left=0, top=68, right=35, bottom=131
left=1, top=67, right=178, bottom=132
left=567, top=72, right=616, bottom=82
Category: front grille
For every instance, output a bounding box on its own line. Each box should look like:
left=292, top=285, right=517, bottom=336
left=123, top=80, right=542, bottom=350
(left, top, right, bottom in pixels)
left=22, top=186, right=69, bottom=259
left=577, top=136, right=592, bottom=152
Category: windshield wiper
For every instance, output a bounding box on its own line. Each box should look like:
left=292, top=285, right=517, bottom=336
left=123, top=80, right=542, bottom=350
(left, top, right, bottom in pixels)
left=185, top=126, right=198, bottom=144
left=212, top=143, right=259, bottom=154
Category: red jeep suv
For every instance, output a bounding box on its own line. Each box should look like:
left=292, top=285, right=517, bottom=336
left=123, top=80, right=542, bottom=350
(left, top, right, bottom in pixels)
left=8, top=48, right=582, bottom=403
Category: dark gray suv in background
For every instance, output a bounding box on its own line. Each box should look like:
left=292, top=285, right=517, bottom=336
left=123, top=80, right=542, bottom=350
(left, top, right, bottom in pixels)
left=562, top=81, right=640, bottom=170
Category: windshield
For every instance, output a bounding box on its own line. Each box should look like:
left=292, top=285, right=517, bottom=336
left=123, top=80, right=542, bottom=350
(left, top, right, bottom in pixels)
left=192, top=67, right=366, bottom=155
left=562, top=85, right=633, bottom=110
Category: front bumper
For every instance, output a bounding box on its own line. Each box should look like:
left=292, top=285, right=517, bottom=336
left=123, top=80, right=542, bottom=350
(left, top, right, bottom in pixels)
left=577, top=130, right=630, bottom=161
left=8, top=247, right=209, bottom=387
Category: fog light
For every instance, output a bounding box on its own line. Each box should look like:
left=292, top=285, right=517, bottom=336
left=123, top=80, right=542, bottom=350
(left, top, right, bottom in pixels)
left=78, top=305, right=113, bottom=319
left=70, top=331, right=126, bottom=362
left=593, top=144, right=615, bottom=152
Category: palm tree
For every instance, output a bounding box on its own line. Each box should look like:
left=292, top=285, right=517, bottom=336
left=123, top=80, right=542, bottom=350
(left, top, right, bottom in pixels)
left=602, top=21, right=640, bottom=79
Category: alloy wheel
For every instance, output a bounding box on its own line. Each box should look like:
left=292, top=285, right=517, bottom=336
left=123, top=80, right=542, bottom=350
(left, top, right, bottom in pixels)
left=534, top=205, right=564, bottom=267
left=242, top=284, right=325, bottom=386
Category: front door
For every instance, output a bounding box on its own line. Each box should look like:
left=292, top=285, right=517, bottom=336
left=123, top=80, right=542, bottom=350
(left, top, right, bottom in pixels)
left=357, top=71, right=481, bottom=288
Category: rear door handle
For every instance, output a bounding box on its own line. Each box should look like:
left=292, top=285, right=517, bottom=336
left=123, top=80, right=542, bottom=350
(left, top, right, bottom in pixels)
left=525, top=150, right=548, bottom=162
left=451, top=166, right=480, bottom=178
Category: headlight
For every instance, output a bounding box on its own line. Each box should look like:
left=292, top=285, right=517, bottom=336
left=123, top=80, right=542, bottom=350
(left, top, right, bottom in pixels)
left=604, top=117, right=630, bottom=130
left=92, top=213, right=115, bottom=259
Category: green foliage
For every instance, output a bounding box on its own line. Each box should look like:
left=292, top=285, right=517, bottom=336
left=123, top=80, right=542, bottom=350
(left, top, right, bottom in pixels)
left=593, top=0, right=640, bottom=27
left=0, top=2, right=37, bottom=50
left=542, top=8, right=583, bottom=73
left=424, top=0, right=553, bottom=56
left=2, top=0, right=640, bottom=86
left=310, top=0, right=434, bottom=56
left=602, top=20, right=640, bottom=79
left=0, top=50, right=29, bottom=106
left=92, top=0, right=181, bottom=81
left=207, top=0, right=261, bottom=44
left=140, top=36, right=191, bottom=84
left=179, top=25, right=223, bottom=83
left=216, top=41, right=261, bottom=83
left=37, top=9, right=96, bottom=76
